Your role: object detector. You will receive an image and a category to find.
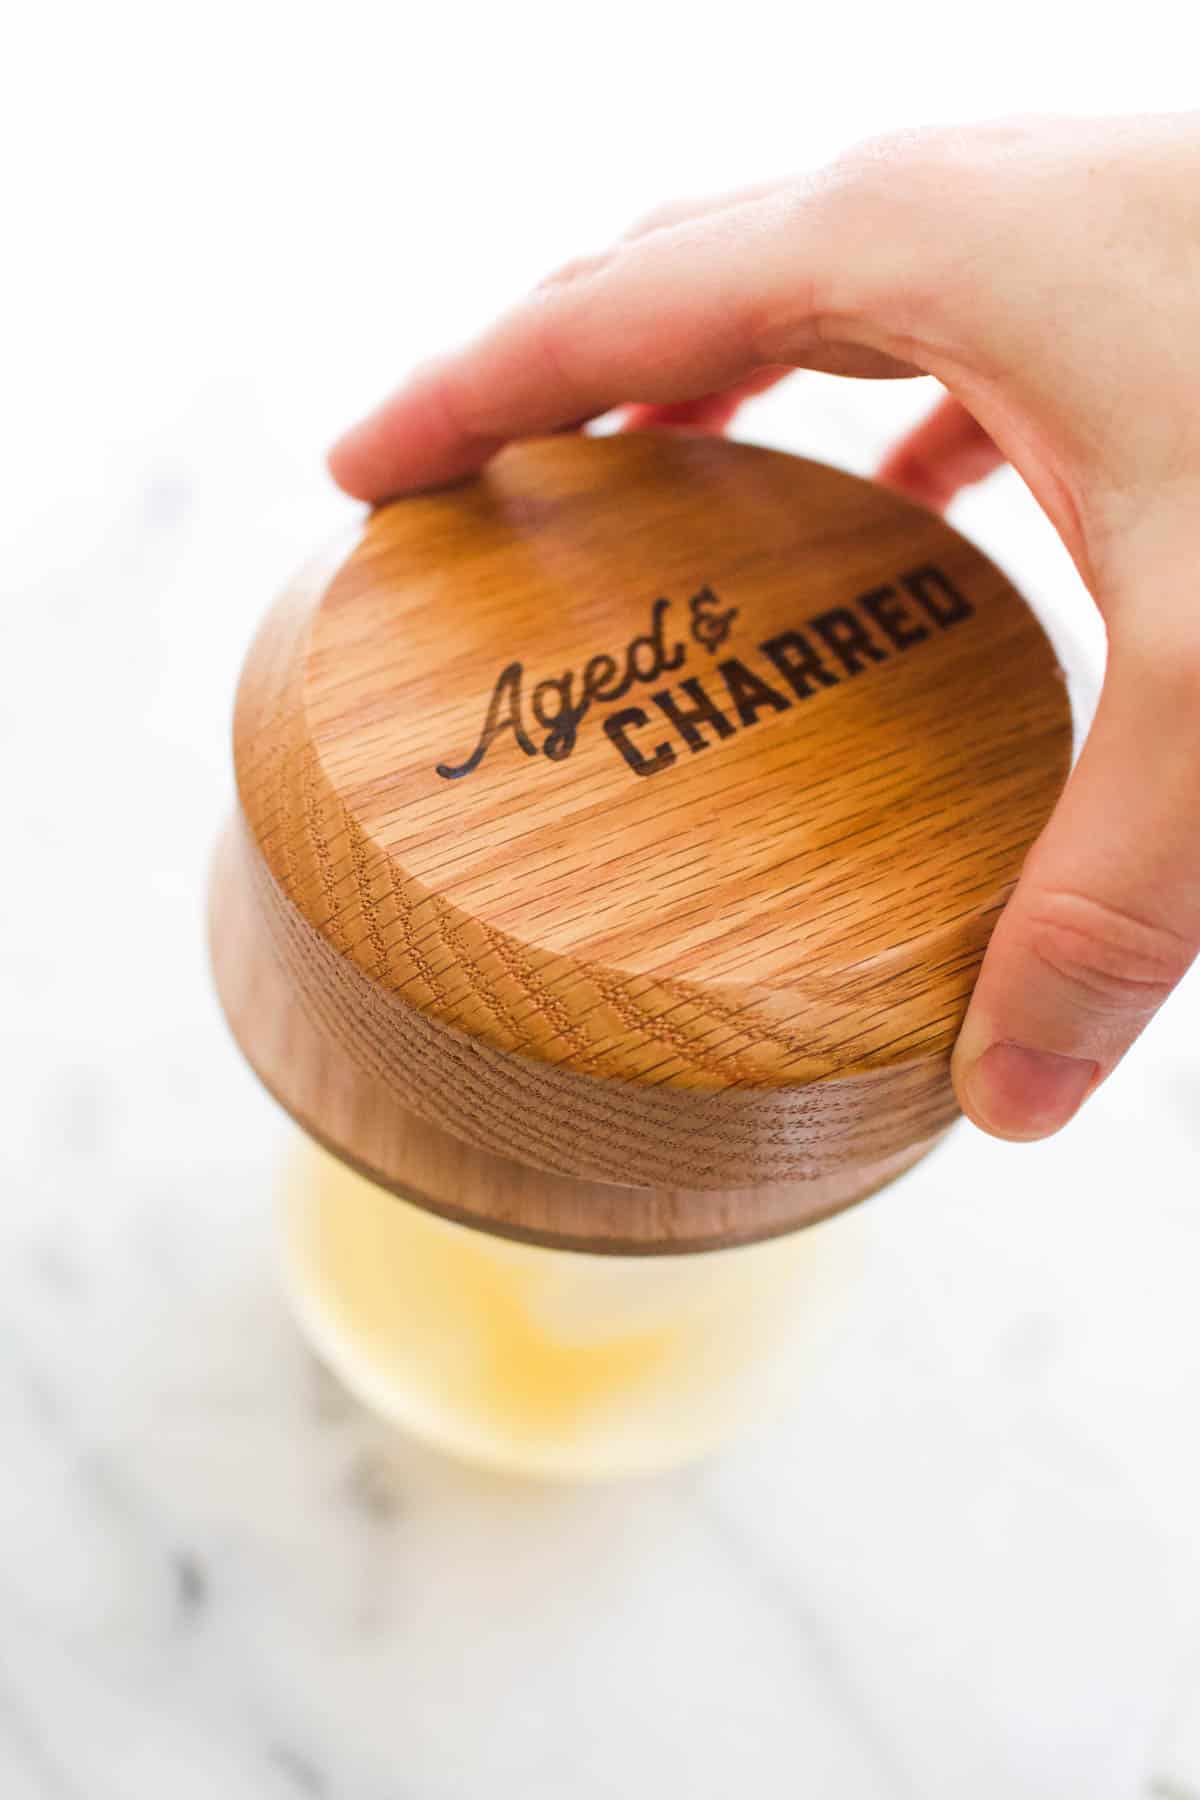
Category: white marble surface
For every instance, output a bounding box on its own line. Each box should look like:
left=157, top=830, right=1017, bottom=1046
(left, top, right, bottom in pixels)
left=3, top=377, right=1198, bottom=1800
left=6, top=11, right=1200, bottom=1793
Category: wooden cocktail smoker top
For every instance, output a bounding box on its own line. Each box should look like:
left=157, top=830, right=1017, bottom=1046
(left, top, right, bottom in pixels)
left=210, top=432, right=1072, bottom=1251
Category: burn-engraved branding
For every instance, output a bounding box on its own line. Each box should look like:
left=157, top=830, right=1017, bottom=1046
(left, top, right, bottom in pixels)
left=435, top=564, right=973, bottom=782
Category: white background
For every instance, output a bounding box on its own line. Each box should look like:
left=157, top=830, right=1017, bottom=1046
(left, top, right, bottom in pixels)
left=2, top=4, right=1199, bottom=1796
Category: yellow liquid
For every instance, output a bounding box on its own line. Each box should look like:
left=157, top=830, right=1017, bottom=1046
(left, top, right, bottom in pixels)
left=282, top=1139, right=865, bottom=1480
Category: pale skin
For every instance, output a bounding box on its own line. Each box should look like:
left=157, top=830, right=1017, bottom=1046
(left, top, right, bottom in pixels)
left=328, top=112, right=1200, bottom=1144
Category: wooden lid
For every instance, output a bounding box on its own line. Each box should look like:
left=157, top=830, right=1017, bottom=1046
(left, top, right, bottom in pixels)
left=210, top=432, right=1071, bottom=1250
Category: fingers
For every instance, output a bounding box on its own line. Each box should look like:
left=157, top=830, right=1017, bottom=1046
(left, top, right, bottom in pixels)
left=952, top=631, right=1200, bottom=1139
left=877, top=393, right=1005, bottom=511
left=593, top=189, right=794, bottom=441
left=327, top=170, right=940, bottom=501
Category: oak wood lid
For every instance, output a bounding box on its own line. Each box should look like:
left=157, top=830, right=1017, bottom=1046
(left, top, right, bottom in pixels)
left=210, top=432, right=1072, bottom=1248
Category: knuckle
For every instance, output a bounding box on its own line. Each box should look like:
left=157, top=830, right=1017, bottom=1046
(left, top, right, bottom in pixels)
left=818, top=116, right=1044, bottom=256
left=418, top=360, right=473, bottom=441
left=533, top=248, right=614, bottom=292
left=834, top=114, right=1038, bottom=185
left=526, top=294, right=587, bottom=398
left=796, top=127, right=1003, bottom=337
left=620, top=199, right=688, bottom=239
left=427, top=364, right=490, bottom=443
left=1018, top=888, right=1193, bottom=1016
left=826, top=123, right=973, bottom=202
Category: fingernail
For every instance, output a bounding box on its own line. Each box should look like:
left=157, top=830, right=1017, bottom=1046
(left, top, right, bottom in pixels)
left=961, top=1042, right=1099, bottom=1140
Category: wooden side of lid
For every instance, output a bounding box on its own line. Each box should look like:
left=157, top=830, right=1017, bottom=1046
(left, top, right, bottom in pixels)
left=209, top=817, right=946, bottom=1251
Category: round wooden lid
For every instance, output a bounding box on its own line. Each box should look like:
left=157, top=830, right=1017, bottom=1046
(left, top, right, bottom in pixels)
left=210, top=432, right=1072, bottom=1250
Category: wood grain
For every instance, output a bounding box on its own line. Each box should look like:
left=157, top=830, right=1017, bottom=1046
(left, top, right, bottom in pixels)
left=209, top=818, right=945, bottom=1252
left=210, top=431, right=1072, bottom=1247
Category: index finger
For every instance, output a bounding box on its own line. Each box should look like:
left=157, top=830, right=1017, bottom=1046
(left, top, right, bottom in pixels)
left=326, top=172, right=931, bottom=502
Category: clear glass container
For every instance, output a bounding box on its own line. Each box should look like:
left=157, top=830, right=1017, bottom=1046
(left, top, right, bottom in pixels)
left=280, top=1136, right=870, bottom=1480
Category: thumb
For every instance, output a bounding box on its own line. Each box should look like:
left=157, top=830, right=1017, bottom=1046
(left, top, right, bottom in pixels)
left=952, top=633, right=1200, bottom=1139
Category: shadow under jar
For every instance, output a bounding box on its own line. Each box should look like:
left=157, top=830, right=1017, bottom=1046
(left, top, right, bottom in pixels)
left=209, top=432, right=1072, bottom=1479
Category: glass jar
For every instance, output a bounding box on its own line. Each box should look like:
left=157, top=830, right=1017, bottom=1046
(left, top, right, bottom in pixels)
left=280, top=1135, right=870, bottom=1480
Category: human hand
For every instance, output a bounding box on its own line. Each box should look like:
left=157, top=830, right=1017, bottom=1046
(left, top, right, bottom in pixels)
left=328, top=113, right=1200, bottom=1143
